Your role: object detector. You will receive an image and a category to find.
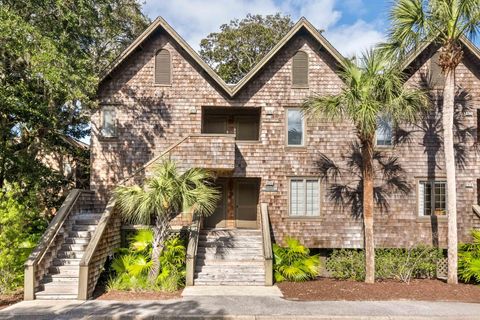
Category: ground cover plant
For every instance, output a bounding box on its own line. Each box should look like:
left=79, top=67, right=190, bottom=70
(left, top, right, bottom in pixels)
left=458, top=229, right=480, bottom=284
left=107, top=229, right=187, bottom=292
left=273, top=237, right=320, bottom=282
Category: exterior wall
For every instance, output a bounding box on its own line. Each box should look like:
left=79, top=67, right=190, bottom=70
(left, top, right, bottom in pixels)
left=93, top=29, right=480, bottom=249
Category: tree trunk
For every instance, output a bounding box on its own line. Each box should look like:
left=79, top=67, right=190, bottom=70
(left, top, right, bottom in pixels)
left=443, top=69, right=458, bottom=284
left=148, top=216, right=169, bottom=283
left=361, top=136, right=375, bottom=284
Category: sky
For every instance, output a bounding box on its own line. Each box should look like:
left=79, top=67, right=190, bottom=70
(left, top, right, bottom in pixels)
left=142, top=0, right=393, bottom=56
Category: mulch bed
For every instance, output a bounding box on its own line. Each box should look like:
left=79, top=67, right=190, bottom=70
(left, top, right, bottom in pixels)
left=0, top=292, right=23, bottom=310
left=277, top=278, right=480, bottom=302
left=95, top=290, right=182, bottom=300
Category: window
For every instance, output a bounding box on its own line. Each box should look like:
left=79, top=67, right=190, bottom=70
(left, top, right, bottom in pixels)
left=287, top=108, right=304, bottom=146
left=203, top=116, right=227, bottom=134
left=235, top=116, right=259, bottom=141
left=376, top=116, right=393, bottom=146
left=101, top=107, right=117, bottom=137
left=290, top=178, right=320, bottom=216
left=292, top=51, right=309, bottom=87
left=418, top=180, right=447, bottom=216
left=155, top=49, right=171, bottom=85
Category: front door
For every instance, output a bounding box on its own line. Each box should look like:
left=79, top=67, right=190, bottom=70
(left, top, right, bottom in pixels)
left=235, top=180, right=259, bottom=229
left=204, top=181, right=227, bottom=228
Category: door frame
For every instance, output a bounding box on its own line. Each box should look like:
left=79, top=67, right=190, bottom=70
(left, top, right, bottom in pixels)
left=234, top=178, right=260, bottom=229
left=204, top=179, right=228, bottom=229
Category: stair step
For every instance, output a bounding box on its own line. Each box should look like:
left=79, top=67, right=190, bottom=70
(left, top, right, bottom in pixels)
left=35, top=293, right=78, bottom=300
left=49, top=266, right=79, bottom=276
left=197, top=247, right=262, bottom=254
left=52, top=258, right=81, bottom=266
left=72, top=225, right=97, bottom=231
left=196, top=260, right=265, bottom=266
left=43, top=275, right=79, bottom=283
left=75, top=213, right=102, bottom=220
left=68, top=231, right=92, bottom=238
left=197, top=253, right=263, bottom=261
left=74, top=218, right=100, bottom=225
left=195, top=266, right=265, bottom=273
left=57, top=251, right=85, bottom=259
left=65, top=238, right=90, bottom=244
left=199, top=241, right=263, bottom=248
left=61, top=243, right=87, bottom=251
left=40, top=283, right=78, bottom=294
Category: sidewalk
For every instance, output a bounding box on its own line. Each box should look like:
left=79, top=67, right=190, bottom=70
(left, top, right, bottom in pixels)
left=1, top=295, right=480, bottom=320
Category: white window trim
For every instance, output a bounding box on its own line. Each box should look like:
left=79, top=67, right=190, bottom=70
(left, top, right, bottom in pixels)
left=285, top=107, right=305, bottom=147
left=288, top=177, right=321, bottom=217
left=417, top=179, right=448, bottom=217
left=100, top=106, right=117, bottom=138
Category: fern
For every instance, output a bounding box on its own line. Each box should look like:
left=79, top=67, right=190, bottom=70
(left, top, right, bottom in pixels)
left=459, top=229, right=480, bottom=284
left=273, top=237, right=320, bottom=282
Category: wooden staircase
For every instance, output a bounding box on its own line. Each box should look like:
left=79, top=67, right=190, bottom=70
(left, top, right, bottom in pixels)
left=35, top=212, right=102, bottom=300
left=194, top=229, right=266, bottom=285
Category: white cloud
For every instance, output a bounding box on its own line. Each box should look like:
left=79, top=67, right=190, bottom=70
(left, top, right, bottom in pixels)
left=142, top=0, right=382, bottom=55
left=326, top=20, right=385, bottom=57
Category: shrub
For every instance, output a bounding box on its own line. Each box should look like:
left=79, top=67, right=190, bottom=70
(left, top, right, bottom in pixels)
left=107, top=229, right=187, bottom=292
left=0, top=185, right=48, bottom=293
left=458, top=229, right=480, bottom=284
left=326, top=246, right=442, bottom=283
left=326, top=249, right=365, bottom=281
left=273, top=237, right=320, bottom=282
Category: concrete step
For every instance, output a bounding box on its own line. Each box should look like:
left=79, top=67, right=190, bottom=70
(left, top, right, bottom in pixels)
left=35, top=292, right=78, bottom=300
left=40, top=283, right=78, bottom=294
left=57, top=250, right=85, bottom=259
left=52, top=258, right=81, bottom=266
left=64, top=237, right=90, bottom=245
left=72, top=224, right=97, bottom=231
left=61, top=243, right=87, bottom=251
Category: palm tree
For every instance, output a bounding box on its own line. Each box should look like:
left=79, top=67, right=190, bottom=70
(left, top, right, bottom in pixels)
left=303, top=50, right=428, bottom=283
left=114, top=160, right=220, bottom=282
left=383, top=0, right=480, bottom=284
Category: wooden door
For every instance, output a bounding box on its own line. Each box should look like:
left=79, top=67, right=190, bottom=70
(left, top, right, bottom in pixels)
left=204, top=181, right=227, bottom=228
left=235, top=180, right=259, bottom=229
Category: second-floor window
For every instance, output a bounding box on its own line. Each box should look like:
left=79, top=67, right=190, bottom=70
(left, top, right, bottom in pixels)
left=418, top=180, right=447, bottom=216
left=101, top=106, right=117, bottom=137
left=287, top=108, right=304, bottom=146
left=376, top=116, right=393, bottom=147
left=155, top=49, right=171, bottom=85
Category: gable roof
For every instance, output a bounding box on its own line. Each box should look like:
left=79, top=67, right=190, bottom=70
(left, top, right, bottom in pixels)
left=401, top=36, right=480, bottom=71
left=99, top=17, right=345, bottom=98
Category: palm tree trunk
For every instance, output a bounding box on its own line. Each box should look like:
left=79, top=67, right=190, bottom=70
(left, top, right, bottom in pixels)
left=148, top=216, right=169, bottom=283
left=443, top=68, right=458, bottom=284
left=361, top=136, right=375, bottom=284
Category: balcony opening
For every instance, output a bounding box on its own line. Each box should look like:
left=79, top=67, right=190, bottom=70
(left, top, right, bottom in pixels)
left=202, top=107, right=261, bottom=141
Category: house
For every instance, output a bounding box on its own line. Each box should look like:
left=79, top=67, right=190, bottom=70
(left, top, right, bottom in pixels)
left=25, top=17, right=480, bottom=300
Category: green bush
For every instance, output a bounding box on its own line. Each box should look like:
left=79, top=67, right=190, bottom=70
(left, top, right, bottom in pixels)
left=326, top=246, right=442, bottom=283
left=326, top=249, right=365, bottom=281
left=458, top=229, right=480, bottom=284
left=107, top=229, right=186, bottom=292
left=0, top=185, right=48, bottom=293
left=273, top=237, right=320, bottom=282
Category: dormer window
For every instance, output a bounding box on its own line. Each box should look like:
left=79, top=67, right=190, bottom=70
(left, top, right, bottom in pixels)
left=292, top=51, right=308, bottom=87
left=155, top=49, right=171, bottom=85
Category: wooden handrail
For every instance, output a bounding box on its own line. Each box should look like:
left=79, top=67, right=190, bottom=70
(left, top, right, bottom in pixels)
left=186, top=213, right=201, bottom=286
left=78, top=197, right=116, bottom=300
left=24, top=189, right=84, bottom=300
left=473, top=204, right=480, bottom=219
left=120, top=133, right=235, bottom=185
left=260, top=203, right=273, bottom=286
